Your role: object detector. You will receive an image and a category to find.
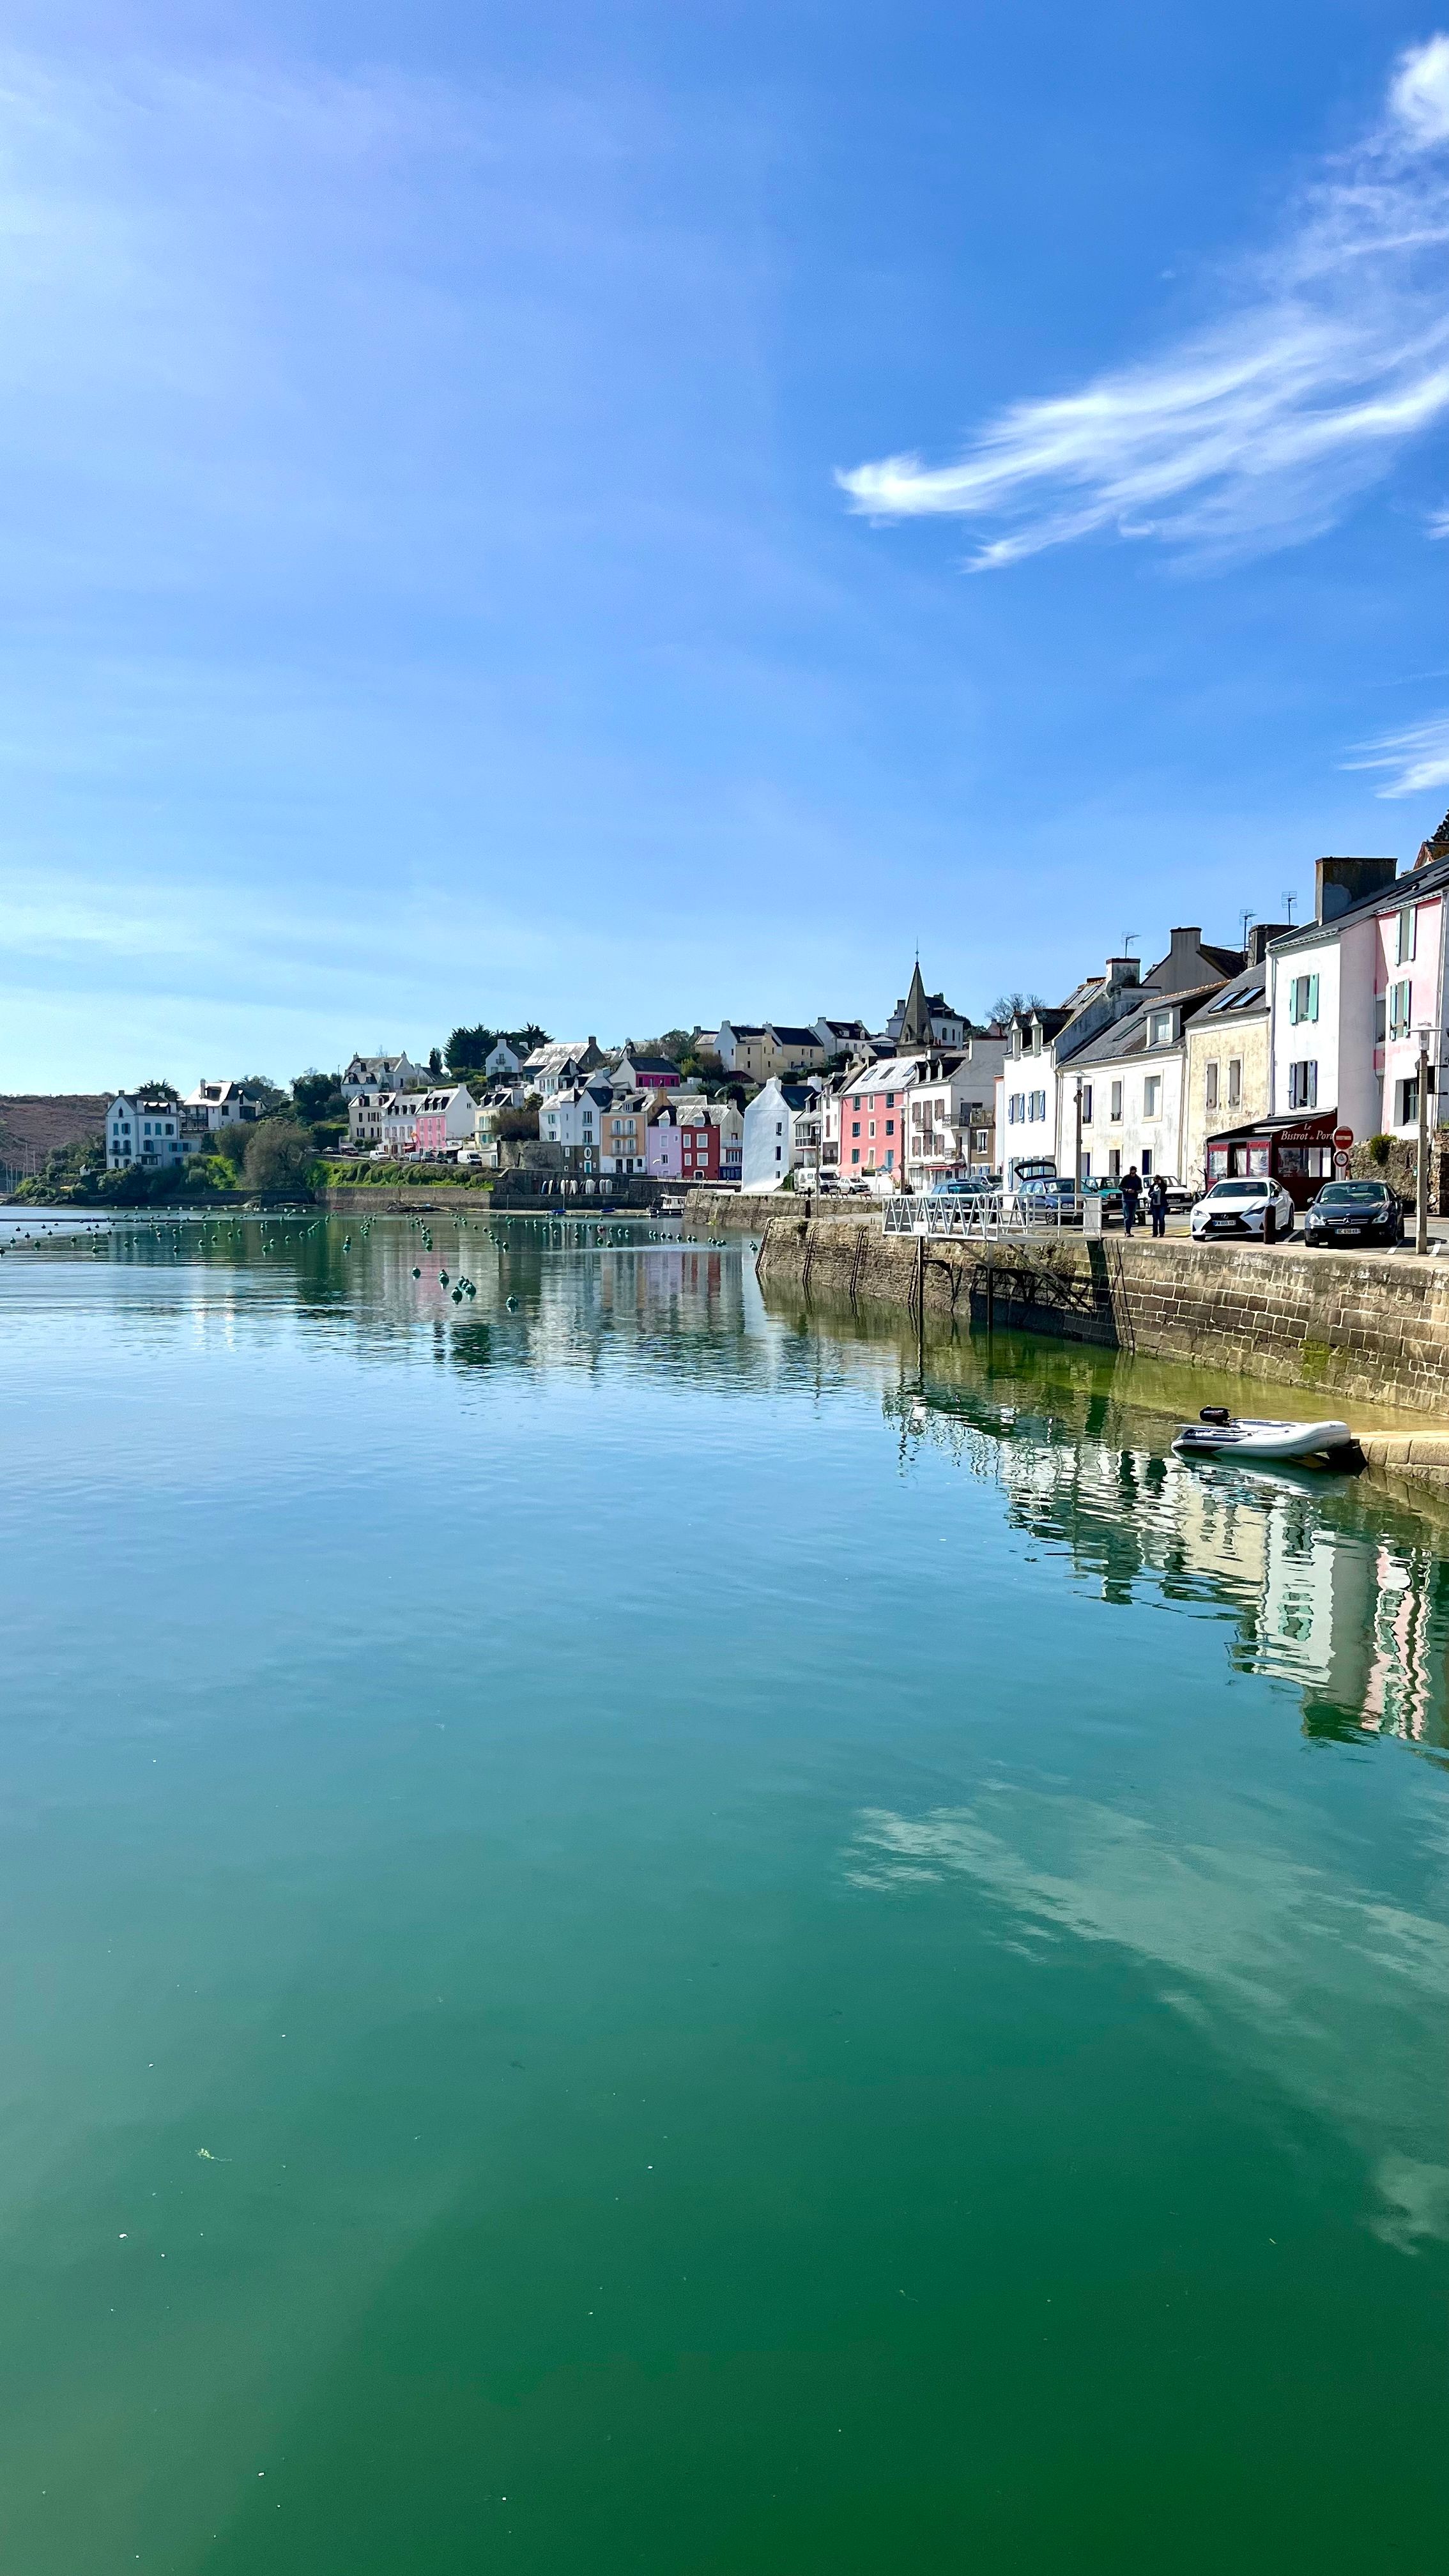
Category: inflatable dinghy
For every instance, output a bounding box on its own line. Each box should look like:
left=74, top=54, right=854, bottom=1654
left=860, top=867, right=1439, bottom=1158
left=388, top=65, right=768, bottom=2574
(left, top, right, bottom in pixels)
left=1173, top=1407, right=1358, bottom=1466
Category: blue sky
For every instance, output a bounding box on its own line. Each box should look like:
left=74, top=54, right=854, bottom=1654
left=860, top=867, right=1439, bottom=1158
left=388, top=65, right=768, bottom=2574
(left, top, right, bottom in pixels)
left=4, top=0, right=1448, bottom=1088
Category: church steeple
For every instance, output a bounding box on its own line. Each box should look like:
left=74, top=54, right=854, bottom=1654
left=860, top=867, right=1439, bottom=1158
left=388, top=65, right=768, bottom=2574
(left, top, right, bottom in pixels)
left=899, top=958, right=931, bottom=1048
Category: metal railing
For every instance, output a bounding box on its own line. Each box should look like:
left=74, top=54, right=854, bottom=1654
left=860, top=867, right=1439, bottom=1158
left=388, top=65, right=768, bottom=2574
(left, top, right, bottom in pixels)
left=883, top=1192, right=1082, bottom=1242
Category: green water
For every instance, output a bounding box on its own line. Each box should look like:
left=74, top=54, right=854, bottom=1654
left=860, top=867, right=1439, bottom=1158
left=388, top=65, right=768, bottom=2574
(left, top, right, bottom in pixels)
left=1, top=1210, right=1445, bottom=2573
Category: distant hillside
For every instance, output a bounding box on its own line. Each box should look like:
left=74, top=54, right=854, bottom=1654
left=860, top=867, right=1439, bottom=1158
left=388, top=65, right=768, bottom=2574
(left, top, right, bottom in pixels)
left=0, top=1094, right=109, bottom=1173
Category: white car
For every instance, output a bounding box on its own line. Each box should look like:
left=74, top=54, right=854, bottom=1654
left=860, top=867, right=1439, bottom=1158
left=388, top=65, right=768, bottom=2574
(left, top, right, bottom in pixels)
left=1190, top=1177, right=1296, bottom=1242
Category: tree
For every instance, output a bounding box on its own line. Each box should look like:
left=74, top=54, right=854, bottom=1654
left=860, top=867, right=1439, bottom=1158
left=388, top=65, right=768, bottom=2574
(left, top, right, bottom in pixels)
left=986, top=990, right=1045, bottom=1029
left=241, top=1120, right=317, bottom=1190
left=291, top=1070, right=344, bottom=1122
left=238, top=1074, right=289, bottom=1112
left=428, top=1047, right=443, bottom=1077
left=133, top=1077, right=179, bottom=1101
left=495, top=1104, right=541, bottom=1142
left=447, top=1024, right=494, bottom=1071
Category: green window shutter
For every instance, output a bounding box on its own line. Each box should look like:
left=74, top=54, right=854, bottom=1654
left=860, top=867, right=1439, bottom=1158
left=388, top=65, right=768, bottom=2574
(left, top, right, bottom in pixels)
left=1308, top=974, right=1319, bottom=1022
left=1288, top=981, right=1299, bottom=1025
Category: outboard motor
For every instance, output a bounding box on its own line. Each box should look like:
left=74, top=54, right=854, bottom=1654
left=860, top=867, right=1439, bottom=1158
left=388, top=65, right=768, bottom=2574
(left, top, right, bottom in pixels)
left=1199, top=1406, right=1231, bottom=1425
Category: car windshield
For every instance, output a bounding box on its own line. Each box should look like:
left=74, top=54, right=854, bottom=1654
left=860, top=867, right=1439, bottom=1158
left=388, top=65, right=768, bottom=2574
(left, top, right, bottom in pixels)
left=1315, top=1182, right=1388, bottom=1204
left=1207, top=1181, right=1270, bottom=1199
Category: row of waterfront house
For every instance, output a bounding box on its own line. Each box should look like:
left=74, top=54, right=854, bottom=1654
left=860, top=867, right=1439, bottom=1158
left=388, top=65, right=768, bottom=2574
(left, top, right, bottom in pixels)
left=103, top=812, right=1449, bottom=1200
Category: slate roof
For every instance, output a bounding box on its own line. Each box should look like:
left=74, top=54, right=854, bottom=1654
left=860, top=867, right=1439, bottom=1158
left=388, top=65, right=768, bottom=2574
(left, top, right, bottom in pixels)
left=1064, top=980, right=1225, bottom=1071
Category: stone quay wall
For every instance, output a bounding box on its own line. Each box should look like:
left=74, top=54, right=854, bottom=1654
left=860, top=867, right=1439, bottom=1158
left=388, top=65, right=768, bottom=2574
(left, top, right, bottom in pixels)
left=753, top=1212, right=1449, bottom=1424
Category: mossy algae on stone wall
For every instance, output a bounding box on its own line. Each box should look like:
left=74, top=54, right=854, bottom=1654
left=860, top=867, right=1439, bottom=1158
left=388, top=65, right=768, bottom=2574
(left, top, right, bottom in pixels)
left=754, top=1213, right=1449, bottom=1420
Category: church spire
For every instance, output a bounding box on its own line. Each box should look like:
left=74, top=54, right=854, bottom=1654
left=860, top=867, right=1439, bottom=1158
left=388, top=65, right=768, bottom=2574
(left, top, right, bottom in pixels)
left=899, top=958, right=931, bottom=1048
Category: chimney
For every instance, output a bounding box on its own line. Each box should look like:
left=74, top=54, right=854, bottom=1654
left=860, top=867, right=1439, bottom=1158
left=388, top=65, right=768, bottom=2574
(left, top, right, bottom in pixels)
left=1105, top=956, right=1140, bottom=990
left=1315, top=857, right=1397, bottom=923
left=1247, top=921, right=1292, bottom=965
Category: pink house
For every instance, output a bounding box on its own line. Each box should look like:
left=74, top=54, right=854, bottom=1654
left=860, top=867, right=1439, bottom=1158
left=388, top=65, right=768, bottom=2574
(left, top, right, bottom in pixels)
left=410, top=1084, right=477, bottom=1157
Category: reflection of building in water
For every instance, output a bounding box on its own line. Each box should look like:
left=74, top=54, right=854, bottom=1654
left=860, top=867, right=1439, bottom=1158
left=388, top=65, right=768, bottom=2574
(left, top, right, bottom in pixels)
left=905, top=1392, right=1447, bottom=1751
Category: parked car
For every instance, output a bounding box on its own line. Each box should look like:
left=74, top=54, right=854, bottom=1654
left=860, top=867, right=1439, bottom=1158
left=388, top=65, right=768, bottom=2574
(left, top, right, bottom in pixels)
left=1079, top=1175, right=1123, bottom=1216
left=1190, top=1177, right=1296, bottom=1242
left=1151, top=1173, right=1195, bottom=1213
left=930, top=1174, right=998, bottom=1199
left=1011, top=1176, right=1084, bottom=1225
left=1303, top=1178, right=1403, bottom=1248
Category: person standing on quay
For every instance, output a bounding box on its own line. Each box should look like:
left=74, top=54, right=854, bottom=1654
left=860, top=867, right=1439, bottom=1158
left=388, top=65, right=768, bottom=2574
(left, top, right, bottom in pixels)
left=1120, top=1167, right=1143, bottom=1236
left=1147, top=1173, right=1169, bottom=1239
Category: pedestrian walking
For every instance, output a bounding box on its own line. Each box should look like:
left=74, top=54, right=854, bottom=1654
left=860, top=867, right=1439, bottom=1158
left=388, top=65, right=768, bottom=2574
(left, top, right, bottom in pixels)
left=1120, top=1166, right=1143, bottom=1236
left=1147, top=1174, right=1169, bottom=1238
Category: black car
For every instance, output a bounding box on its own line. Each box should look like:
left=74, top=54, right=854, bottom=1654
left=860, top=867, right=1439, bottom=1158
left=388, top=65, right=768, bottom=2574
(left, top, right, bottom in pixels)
left=1303, top=1179, right=1403, bottom=1248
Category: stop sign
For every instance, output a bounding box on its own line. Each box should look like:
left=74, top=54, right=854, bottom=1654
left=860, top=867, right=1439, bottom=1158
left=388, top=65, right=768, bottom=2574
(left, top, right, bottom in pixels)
left=1332, top=1125, right=1354, bottom=1151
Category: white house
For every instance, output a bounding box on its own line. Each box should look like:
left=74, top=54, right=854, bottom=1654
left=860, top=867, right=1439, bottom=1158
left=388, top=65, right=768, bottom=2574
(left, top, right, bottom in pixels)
left=813, top=1017, right=871, bottom=1058
left=742, top=1079, right=816, bottom=1191
left=183, top=1079, right=262, bottom=1131
left=341, top=1052, right=430, bottom=1100
left=539, top=1081, right=613, bottom=1172
left=1067, top=976, right=1236, bottom=1187
left=348, top=1087, right=419, bottom=1151
left=107, top=1094, right=184, bottom=1170
left=379, top=1092, right=425, bottom=1156
left=484, top=1038, right=523, bottom=1077
left=1266, top=857, right=1399, bottom=1138
left=1374, top=820, right=1449, bottom=1140
left=522, top=1039, right=605, bottom=1097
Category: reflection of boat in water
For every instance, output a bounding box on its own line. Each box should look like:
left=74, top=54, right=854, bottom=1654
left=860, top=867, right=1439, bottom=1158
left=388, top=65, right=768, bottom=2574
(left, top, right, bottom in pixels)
left=1173, top=1409, right=1358, bottom=1467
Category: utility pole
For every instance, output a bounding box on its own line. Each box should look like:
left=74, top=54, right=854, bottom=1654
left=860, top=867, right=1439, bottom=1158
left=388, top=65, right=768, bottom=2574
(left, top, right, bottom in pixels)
left=1416, top=1024, right=1432, bottom=1257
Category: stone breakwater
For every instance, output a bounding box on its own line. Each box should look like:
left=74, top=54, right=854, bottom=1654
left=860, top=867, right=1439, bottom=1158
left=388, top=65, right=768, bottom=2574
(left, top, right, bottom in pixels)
left=746, top=1209, right=1449, bottom=1484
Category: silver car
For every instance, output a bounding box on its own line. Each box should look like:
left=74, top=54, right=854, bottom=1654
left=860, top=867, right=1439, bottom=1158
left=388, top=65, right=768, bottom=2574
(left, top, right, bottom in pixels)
left=1190, top=1177, right=1296, bottom=1242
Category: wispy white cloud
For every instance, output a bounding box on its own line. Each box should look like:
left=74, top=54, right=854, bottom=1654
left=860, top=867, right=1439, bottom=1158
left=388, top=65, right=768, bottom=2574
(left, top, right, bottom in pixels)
left=839, top=37, right=1449, bottom=570
left=1344, top=712, right=1449, bottom=797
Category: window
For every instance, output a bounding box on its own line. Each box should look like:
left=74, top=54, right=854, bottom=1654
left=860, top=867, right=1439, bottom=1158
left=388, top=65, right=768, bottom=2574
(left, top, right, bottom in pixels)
left=1289, top=972, right=1319, bottom=1025
left=851, top=1121, right=860, bottom=1138
left=1109, top=1082, right=1123, bottom=1122
left=1389, top=978, right=1413, bottom=1039
left=1397, top=905, right=1417, bottom=965
left=885, top=1092, right=895, bottom=1108
left=1027, top=1089, right=1046, bottom=1121
left=1141, top=1149, right=1153, bottom=1176
left=1205, top=1061, right=1220, bottom=1110
left=1227, top=1059, right=1241, bottom=1108
left=885, top=1150, right=894, bottom=1169
left=1396, top=1076, right=1419, bottom=1126
left=850, top=1148, right=860, bottom=1164
left=1149, top=1011, right=1172, bottom=1046
left=1007, top=1094, right=1023, bottom=1124
left=868, top=1121, right=876, bottom=1138
left=1080, top=1084, right=1092, bottom=1124
left=1375, top=996, right=1387, bottom=1043
left=1144, top=1076, right=1161, bottom=1117
left=1108, top=1149, right=1121, bottom=1178
left=1288, top=1059, right=1318, bottom=1109
left=885, top=1119, right=894, bottom=1136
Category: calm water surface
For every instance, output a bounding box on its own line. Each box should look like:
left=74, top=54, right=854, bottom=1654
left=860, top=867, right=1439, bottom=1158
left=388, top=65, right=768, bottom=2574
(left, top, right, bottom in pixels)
left=1, top=1211, right=1446, bottom=2574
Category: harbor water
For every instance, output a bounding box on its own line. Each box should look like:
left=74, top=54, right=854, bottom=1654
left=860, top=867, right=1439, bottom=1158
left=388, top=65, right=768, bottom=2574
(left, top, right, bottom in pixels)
left=1, top=1210, right=1445, bottom=2572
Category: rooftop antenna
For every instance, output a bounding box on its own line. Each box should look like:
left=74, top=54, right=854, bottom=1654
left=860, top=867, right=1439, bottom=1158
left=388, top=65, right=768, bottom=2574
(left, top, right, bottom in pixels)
left=1239, top=906, right=1255, bottom=950
left=1123, top=931, right=1138, bottom=953
left=1281, top=888, right=1297, bottom=925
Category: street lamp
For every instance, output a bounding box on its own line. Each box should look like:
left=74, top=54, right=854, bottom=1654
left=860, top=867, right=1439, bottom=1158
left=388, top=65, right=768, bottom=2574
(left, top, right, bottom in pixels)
left=1415, top=1022, right=1432, bottom=1257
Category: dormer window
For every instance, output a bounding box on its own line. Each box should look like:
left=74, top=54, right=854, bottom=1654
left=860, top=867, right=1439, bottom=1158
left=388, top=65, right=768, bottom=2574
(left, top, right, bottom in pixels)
left=1149, top=1009, right=1174, bottom=1046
